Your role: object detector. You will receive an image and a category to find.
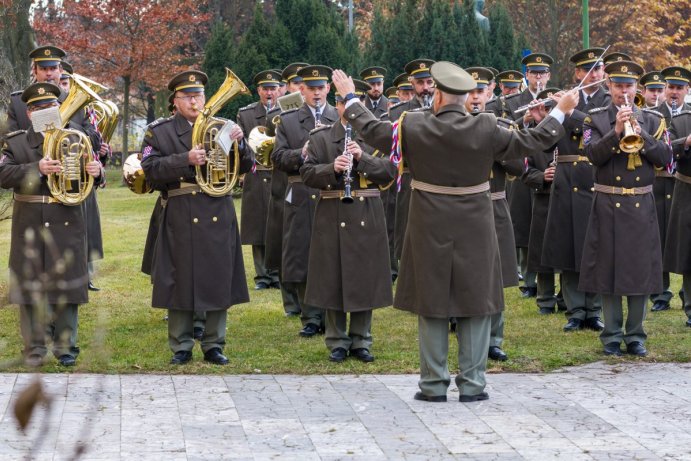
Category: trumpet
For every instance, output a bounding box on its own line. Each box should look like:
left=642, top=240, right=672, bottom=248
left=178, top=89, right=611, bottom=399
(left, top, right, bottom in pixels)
left=341, top=124, right=354, bottom=204
left=620, top=94, right=644, bottom=155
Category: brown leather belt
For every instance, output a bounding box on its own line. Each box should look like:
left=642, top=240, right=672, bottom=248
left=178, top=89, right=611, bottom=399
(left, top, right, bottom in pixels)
left=287, top=176, right=302, bottom=184
left=254, top=165, right=271, bottom=172
left=320, top=189, right=380, bottom=199
left=411, top=179, right=490, bottom=196
left=675, top=171, right=691, bottom=185
left=13, top=193, right=60, bottom=204
left=593, top=183, right=653, bottom=195
left=167, top=182, right=202, bottom=198
left=490, top=191, right=507, bottom=201
left=655, top=169, right=673, bottom=178
left=557, top=155, right=590, bottom=163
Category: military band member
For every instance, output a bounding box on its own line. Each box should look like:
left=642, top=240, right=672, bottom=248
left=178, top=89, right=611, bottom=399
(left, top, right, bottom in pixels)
left=664, top=80, right=691, bottom=327
left=272, top=65, right=338, bottom=337
left=579, top=60, right=672, bottom=357
left=237, top=70, right=282, bottom=291
left=59, top=60, right=72, bottom=92
left=301, top=79, right=395, bottom=363
left=486, top=70, right=523, bottom=118
left=360, top=66, right=388, bottom=119
left=385, top=87, right=400, bottom=106
left=649, top=66, right=690, bottom=311
left=640, top=71, right=666, bottom=109
left=141, top=70, right=253, bottom=365
left=0, top=83, right=104, bottom=367
left=510, top=53, right=554, bottom=301
left=465, top=67, right=524, bottom=361
left=392, top=72, right=414, bottom=104
left=333, top=62, right=576, bottom=402
left=543, top=48, right=608, bottom=332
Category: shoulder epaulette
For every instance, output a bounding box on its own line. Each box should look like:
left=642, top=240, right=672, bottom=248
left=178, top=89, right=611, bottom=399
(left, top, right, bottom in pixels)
left=642, top=108, right=664, bottom=118
left=239, top=102, right=258, bottom=112
left=389, top=101, right=407, bottom=111
left=588, top=107, right=608, bottom=115
left=148, top=117, right=172, bottom=128
left=409, top=106, right=430, bottom=113
left=505, top=93, right=521, bottom=100
left=673, top=110, right=691, bottom=118
left=10, top=90, right=22, bottom=96
left=309, top=124, right=331, bottom=135
left=4, top=129, right=26, bottom=139
left=496, top=117, right=517, bottom=129
left=267, top=106, right=281, bottom=115
left=280, top=108, right=298, bottom=117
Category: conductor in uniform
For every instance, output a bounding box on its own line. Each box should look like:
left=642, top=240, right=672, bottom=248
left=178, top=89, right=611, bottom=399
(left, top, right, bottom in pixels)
left=141, top=70, right=253, bottom=365
left=333, top=62, right=577, bottom=402
left=579, top=60, right=672, bottom=357
left=0, top=83, right=104, bottom=367
left=301, top=79, right=395, bottom=363
left=237, top=70, right=281, bottom=291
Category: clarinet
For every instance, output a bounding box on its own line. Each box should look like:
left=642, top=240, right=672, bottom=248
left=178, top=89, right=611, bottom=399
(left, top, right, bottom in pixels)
left=341, top=123, right=354, bottom=203
left=314, top=100, right=322, bottom=127
left=671, top=98, right=678, bottom=116
left=422, top=94, right=431, bottom=109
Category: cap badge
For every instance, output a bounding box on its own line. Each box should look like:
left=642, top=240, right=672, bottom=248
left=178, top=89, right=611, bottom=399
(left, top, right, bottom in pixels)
left=508, top=73, right=514, bottom=79
left=536, top=57, right=542, bottom=63
left=420, top=63, right=426, bottom=69
left=371, top=70, right=377, bottom=76
left=653, top=75, right=659, bottom=80
left=471, top=72, right=479, bottom=79
left=188, top=75, right=196, bottom=82
left=44, top=49, right=51, bottom=56
left=266, top=73, right=272, bottom=79
left=547, top=92, right=553, bottom=97
left=621, top=66, right=628, bottom=73
left=616, top=57, right=623, bottom=61
left=588, top=52, right=595, bottom=58
left=37, top=87, right=45, bottom=95
left=674, top=70, right=681, bottom=77
left=312, top=70, right=319, bottom=77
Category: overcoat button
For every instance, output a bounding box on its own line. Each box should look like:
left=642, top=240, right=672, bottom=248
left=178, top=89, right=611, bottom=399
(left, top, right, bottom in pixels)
left=340, top=222, right=345, bottom=227
left=193, top=218, right=198, bottom=223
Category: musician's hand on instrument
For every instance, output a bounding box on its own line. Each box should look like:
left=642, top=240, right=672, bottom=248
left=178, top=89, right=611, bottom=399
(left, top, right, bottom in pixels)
left=615, top=106, right=633, bottom=136
left=685, top=134, right=691, bottom=147
left=332, top=70, right=356, bottom=99
left=188, top=146, right=207, bottom=165
left=556, top=89, right=579, bottom=115
left=528, top=101, right=546, bottom=123
left=523, top=110, right=535, bottom=125
left=301, top=140, right=310, bottom=160
left=334, top=155, right=350, bottom=173
left=98, top=142, right=110, bottom=158
left=544, top=166, right=556, bottom=182
left=85, top=160, right=102, bottom=178
left=346, top=141, right=362, bottom=161
left=631, top=118, right=642, bottom=135
left=229, top=124, right=244, bottom=142
left=39, top=158, right=62, bottom=175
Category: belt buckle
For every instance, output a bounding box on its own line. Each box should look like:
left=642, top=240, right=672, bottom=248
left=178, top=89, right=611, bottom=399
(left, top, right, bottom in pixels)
left=621, top=187, right=635, bottom=195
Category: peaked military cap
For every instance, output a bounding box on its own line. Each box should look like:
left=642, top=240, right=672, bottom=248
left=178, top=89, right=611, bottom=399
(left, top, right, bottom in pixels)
left=282, top=62, right=309, bottom=83
left=21, top=82, right=61, bottom=107
left=605, top=60, right=644, bottom=83
left=487, top=67, right=499, bottom=79
left=404, top=59, right=435, bottom=79
left=640, top=71, right=665, bottom=89
left=60, top=61, right=73, bottom=79
left=430, top=61, right=476, bottom=95
left=270, top=69, right=286, bottom=86
left=465, top=67, right=494, bottom=89
left=536, top=87, right=561, bottom=107
left=29, top=45, right=66, bottom=67
left=522, top=53, right=553, bottom=72
left=253, top=69, right=282, bottom=88
left=359, top=66, right=386, bottom=83
left=603, top=52, right=633, bottom=66
left=495, top=70, right=524, bottom=88
left=393, top=73, right=413, bottom=90
left=167, top=70, right=207, bottom=93
left=661, top=66, right=690, bottom=86
left=297, top=65, right=332, bottom=87
left=335, top=79, right=371, bottom=101
left=570, top=47, right=606, bottom=69
left=385, top=86, right=399, bottom=103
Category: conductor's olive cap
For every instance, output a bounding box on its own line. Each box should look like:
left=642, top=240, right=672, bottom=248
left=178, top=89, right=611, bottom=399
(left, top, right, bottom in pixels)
left=430, top=61, right=477, bottom=95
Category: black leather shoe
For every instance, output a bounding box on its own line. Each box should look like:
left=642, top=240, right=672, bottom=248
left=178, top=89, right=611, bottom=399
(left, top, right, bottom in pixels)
left=254, top=282, right=270, bottom=290
left=603, top=342, right=622, bottom=356
left=651, top=301, right=671, bottom=312
left=25, top=354, right=44, bottom=367
left=87, top=281, right=100, bottom=291
left=58, top=355, right=76, bottom=367
left=459, top=392, right=489, bottom=402
left=193, top=327, right=204, bottom=341
left=350, top=348, right=375, bottom=362
left=449, top=319, right=457, bottom=333
left=204, top=348, right=229, bottom=365
left=170, top=350, right=193, bottom=365
left=270, top=281, right=281, bottom=289
left=626, top=342, right=647, bottom=357
left=584, top=317, right=605, bottom=332
left=299, top=323, right=320, bottom=337
left=413, top=391, right=447, bottom=402
left=521, top=287, right=537, bottom=298
left=538, top=306, right=555, bottom=315
left=563, top=318, right=584, bottom=332
left=488, top=346, right=508, bottom=361
left=329, top=347, right=347, bottom=363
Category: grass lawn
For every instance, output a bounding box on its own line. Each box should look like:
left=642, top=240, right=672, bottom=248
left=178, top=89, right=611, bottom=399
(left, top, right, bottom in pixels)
left=0, top=168, right=689, bottom=374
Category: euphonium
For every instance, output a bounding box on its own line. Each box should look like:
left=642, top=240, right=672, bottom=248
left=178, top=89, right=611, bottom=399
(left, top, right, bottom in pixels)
left=43, top=74, right=103, bottom=205
left=620, top=94, right=644, bottom=154
left=191, top=68, right=250, bottom=196
left=89, top=99, right=120, bottom=143
left=248, top=125, right=274, bottom=168
left=634, top=91, right=645, bottom=109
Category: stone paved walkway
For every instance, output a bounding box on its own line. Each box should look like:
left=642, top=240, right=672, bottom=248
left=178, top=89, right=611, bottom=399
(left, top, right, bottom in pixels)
left=1, top=362, right=690, bottom=460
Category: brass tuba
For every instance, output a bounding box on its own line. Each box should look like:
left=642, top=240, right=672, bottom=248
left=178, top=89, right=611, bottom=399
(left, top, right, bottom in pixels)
left=248, top=125, right=274, bottom=168
left=43, top=74, right=103, bottom=205
left=191, top=68, right=250, bottom=197
left=89, top=100, right=120, bottom=143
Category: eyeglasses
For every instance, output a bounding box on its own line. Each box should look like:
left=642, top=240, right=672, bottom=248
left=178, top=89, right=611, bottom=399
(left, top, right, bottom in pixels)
left=175, top=94, right=205, bottom=102
left=528, top=70, right=549, bottom=76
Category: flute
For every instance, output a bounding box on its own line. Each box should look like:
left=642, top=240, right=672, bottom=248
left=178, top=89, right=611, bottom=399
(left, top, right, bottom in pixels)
left=514, top=79, right=607, bottom=114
